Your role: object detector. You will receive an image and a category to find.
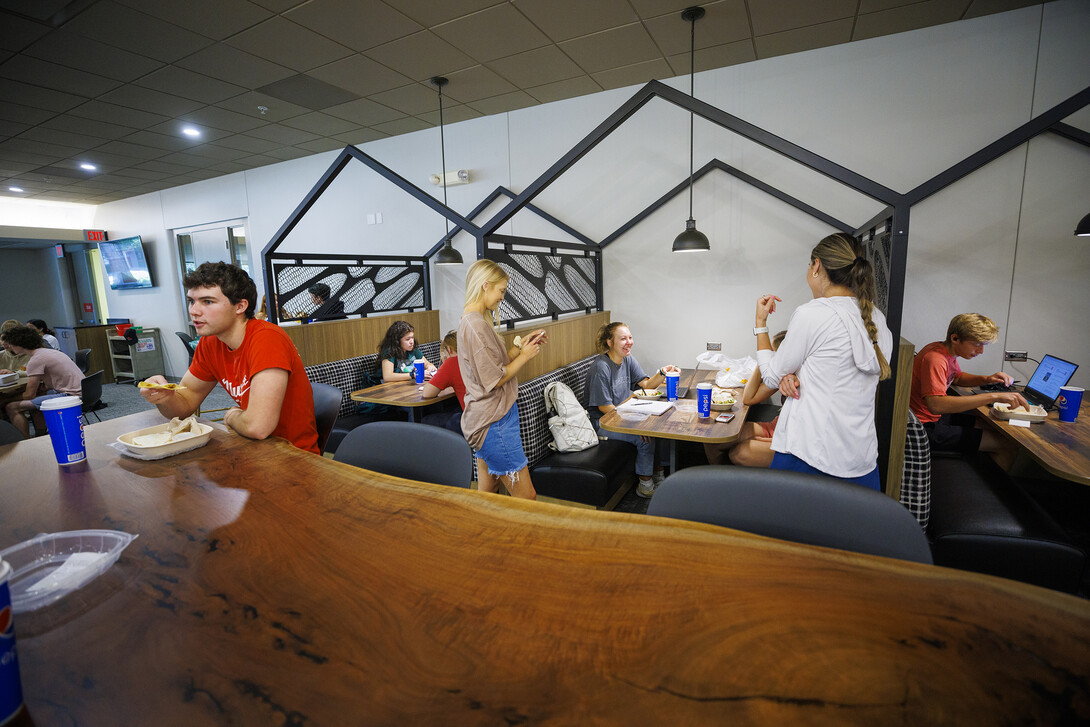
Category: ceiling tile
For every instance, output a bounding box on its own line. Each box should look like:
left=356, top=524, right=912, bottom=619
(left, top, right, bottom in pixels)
left=0, top=119, right=29, bottom=137
left=466, top=90, right=539, bottom=115
left=208, top=134, right=283, bottom=153
left=628, top=0, right=701, bottom=19
left=434, top=4, right=549, bottom=63
left=591, top=58, right=675, bottom=91
left=18, top=127, right=113, bottom=151
left=0, top=137, right=81, bottom=160
left=0, top=103, right=56, bottom=126
left=71, top=100, right=170, bottom=129
left=963, top=0, right=1043, bottom=15
left=0, top=11, right=50, bottom=53
left=643, top=0, right=752, bottom=55
left=176, top=43, right=296, bottom=89
left=285, top=0, right=422, bottom=51
left=526, top=75, right=602, bottom=104
left=859, top=0, right=933, bottom=11
left=370, top=83, right=444, bottom=116
left=215, top=91, right=311, bottom=122
left=308, top=55, right=412, bottom=98
left=0, top=55, right=120, bottom=97
left=91, top=140, right=167, bottom=161
left=98, top=85, right=205, bottom=118
left=322, top=98, right=406, bottom=125
left=294, top=137, right=345, bottom=153
left=755, top=18, right=854, bottom=58
left=118, top=130, right=196, bottom=153
left=364, top=31, right=477, bottom=82
left=143, top=120, right=235, bottom=143
left=559, top=23, right=661, bottom=74
left=135, top=159, right=202, bottom=174
left=331, top=128, right=389, bottom=145
left=225, top=16, right=354, bottom=72
left=209, top=160, right=254, bottom=173
left=248, top=0, right=310, bottom=13
left=263, top=146, right=309, bottom=161
left=237, top=153, right=286, bottom=167
left=0, top=78, right=86, bottom=113
left=748, top=0, right=858, bottom=36
left=182, top=104, right=270, bottom=133
left=372, top=117, right=431, bottom=136
left=245, top=123, right=320, bottom=145
left=169, top=143, right=252, bottom=162
left=416, top=104, right=483, bottom=125
left=62, top=1, right=213, bottom=63
left=391, top=0, right=506, bottom=27
left=113, top=0, right=273, bottom=41
left=256, top=74, right=360, bottom=110
left=665, top=39, right=756, bottom=76
left=487, top=46, right=584, bottom=88
left=854, top=0, right=972, bottom=40
left=134, top=66, right=247, bottom=105
left=109, top=166, right=172, bottom=180
left=513, top=0, right=638, bottom=43
left=23, top=29, right=164, bottom=83
left=279, top=111, right=360, bottom=135
left=440, top=65, right=517, bottom=103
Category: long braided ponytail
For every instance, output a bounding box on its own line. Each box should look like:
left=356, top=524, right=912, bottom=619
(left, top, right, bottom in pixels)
left=812, top=233, right=890, bottom=380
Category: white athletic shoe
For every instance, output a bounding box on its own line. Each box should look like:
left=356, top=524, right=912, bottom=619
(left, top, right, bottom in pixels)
left=637, top=478, right=656, bottom=498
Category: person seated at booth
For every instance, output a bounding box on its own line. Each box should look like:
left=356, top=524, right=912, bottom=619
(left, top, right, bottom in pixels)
left=910, top=312, right=1027, bottom=452
left=26, top=319, right=60, bottom=350
left=378, top=320, right=437, bottom=383
left=421, top=331, right=465, bottom=433
left=139, top=262, right=319, bottom=454
left=1, top=325, right=84, bottom=437
left=585, top=322, right=680, bottom=498
left=306, top=283, right=346, bottom=322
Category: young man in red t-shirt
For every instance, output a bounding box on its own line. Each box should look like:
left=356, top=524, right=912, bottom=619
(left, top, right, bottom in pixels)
left=140, top=262, right=319, bottom=454
left=909, top=313, right=1027, bottom=452
left=421, top=331, right=465, bottom=433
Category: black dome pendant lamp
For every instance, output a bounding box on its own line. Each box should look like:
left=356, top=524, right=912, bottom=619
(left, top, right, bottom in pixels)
left=672, top=6, right=710, bottom=253
left=431, top=76, right=463, bottom=266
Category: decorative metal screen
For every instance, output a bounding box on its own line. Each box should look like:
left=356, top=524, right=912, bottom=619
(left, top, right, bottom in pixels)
left=861, top=219, right=893, bottom=315
left=485, top=244, right=601, bottom=327
left=271, top=260, right=427, bottom=321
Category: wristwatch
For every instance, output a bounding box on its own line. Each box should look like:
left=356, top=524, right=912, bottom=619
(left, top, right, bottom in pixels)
left=658, top=368, right=666, bottom=377
left=753, top=326, right=769, bottom=336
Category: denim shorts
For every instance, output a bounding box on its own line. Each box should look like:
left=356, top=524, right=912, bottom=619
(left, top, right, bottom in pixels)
left=770, top=451, right=881, bottom=491
left=31, top=391, right=67, bottom=408
left=474, top=404, right=528, bottom=478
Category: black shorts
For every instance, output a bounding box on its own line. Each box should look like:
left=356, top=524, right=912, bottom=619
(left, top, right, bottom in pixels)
left=923, top=413, right=982, bottom=454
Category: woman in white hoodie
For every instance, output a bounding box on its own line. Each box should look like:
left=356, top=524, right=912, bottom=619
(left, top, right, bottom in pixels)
left=753, top=233, right=893, bottom=490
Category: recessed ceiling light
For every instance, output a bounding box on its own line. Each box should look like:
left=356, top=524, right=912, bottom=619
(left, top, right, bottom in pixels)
left=8, top=187, right=24, bottom=193
left=80, top=163, right=97, bottom=171
left=182, top=127, right=201, bottom=137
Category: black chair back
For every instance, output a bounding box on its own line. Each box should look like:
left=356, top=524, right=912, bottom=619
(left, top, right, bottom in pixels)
left=334, top=421, right=473, bottom=488
left=311, top=382, right=342, bottom=455
left=648, top=465, right=933, bottom=564
left=175, top=331, right=197, bottom=365
left=81, top=370, right=105, bottom=424
left=0, top=420, right=24, bottom=445
left=75, top=348, right=92, bottom=373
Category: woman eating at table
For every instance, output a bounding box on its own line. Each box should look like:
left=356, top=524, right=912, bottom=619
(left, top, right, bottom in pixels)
left=754, top=233, right=892, bottom=491
left=378, top=320, right=437, bottom=383
left=586, top=322, right=680, bottom=498
left=458, top=259, right=547, bottom=500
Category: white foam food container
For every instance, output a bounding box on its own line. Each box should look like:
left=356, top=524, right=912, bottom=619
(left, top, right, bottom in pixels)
left=0, top=372, right=17, bottom=386
left=992, top=402, right=1048, bottom=423
left=117, top=420, right=213, bottom=457
left=0, top=530, right=137, bottom=612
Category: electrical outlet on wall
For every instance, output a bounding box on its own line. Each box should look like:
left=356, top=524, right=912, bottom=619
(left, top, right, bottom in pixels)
left=706, top=342, right=721, bottom=351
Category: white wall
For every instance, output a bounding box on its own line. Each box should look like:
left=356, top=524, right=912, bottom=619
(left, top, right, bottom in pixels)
left=0, top=248, right=73, bottom=328
left=86, top=0, right=1088, bottom=386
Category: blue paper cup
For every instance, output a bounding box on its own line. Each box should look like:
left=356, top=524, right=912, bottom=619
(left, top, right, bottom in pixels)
left=665, top=371, right=679, bottom=402
left=1057, top=386, right=1084, bottom=423
left=39, top=395, right=86, bottom=466
left=413, top=360, right=425, bottom=385
left=0, top=559, right=24, bottom=726
left=696, top=382, right=712, bottom=418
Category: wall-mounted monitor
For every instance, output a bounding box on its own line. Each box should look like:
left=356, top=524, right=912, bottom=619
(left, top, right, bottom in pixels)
left=99, top=235, right=153, bottom=290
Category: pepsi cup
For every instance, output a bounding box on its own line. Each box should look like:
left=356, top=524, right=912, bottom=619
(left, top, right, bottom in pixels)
left=413, top=360, right=425, bottom=385
left=1057, top=386, right=1084, bottom=423
left=665, top=371, right=679, bottom=402
left=696, top=383, right=712, bottom=418
left=0, top=559, right=24, bottom=726
left=39, top=395, right=86, bottom=465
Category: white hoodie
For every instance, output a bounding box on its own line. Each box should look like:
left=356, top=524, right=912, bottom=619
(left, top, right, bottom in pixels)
left=756, top=296, right=893, bottom=478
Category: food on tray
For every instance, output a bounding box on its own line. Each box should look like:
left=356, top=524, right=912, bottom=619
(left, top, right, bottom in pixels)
left=994, top=403, right=1045, bottom=416
left=137, top=381, right=187, bottom=390
left=131, top=417, right=200, bottom=446
left=637, top=389, right=663, bottom=397
left=711, top=387, right=735, bottom=406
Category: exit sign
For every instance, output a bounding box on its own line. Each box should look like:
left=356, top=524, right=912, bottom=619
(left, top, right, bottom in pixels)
left=84, top=230, right=107, bottom=242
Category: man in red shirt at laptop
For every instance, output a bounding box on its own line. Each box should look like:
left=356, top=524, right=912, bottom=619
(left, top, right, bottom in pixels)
left=140, top=262, right=319, bottom=454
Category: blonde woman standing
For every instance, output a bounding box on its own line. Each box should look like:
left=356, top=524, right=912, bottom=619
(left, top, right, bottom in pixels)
left=458, top=259, right=547, bottom=499
left=755, top=233, right=893, bottom=490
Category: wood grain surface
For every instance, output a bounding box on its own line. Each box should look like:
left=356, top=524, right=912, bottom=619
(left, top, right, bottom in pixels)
left=350, top=379, right=454, bottom=407
left=885, top=337, right=915, bottom=499
left=599, top=369, right=749, bottom=444
left=281, top=310, right=440, bottom=366
left=497, top=311, right=610, bottom=381
left=2, top=411, right=1089, bottom=725
left=975, top=404, right=1090, bottom=485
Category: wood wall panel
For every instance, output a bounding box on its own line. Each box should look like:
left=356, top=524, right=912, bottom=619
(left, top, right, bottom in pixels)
left=283, top=311, right=440, bottom=366
left=498, top=311, right=611, bottom=381
left=885, top=337, right=915, bottom=499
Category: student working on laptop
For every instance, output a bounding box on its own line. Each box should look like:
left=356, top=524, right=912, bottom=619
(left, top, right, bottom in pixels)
left=910, top=313, right=1027, bottom=452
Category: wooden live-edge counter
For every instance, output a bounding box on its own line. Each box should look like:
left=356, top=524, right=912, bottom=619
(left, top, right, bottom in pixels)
left=2, top=411, right=1089, bottom=725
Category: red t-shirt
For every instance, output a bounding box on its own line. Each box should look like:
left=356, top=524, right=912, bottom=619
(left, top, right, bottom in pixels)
left=909, top=341, right=962, bottom=424
left=429, top=355, right=466, bottom=409
left=190, top=318, right=319, bottom=453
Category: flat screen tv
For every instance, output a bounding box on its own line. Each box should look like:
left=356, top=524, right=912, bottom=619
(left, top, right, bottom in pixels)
left=99, top=235, right=153, bottom=290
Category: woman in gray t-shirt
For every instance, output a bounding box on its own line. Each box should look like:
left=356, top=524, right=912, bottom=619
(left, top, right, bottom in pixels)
left=585, top=322, right=678, bottom=498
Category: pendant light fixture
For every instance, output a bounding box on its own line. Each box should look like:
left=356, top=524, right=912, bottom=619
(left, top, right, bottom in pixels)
left=1076, top=212, right=1090, bottom=237
left=431, top=76, right=463, bottom=266
left=672, top=6, right=710, bottom=253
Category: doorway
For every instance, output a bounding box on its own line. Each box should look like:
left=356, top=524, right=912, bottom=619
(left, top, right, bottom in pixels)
left=174, top=220, right=250, bottom=333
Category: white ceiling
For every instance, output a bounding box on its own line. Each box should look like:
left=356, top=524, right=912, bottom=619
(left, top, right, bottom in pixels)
left=0, top=0, right=1053, bottom=206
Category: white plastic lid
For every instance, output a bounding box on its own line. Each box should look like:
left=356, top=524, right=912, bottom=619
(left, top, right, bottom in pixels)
left=39, top=395, right=82, bottom=411
left=0, top=557, right=10, bottom=583
left=696, top=382, right=712, bottom=389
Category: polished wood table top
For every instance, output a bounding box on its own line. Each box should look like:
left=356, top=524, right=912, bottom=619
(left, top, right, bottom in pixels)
left=3, top=411, right=1090, bottom=725
left=350, top=378, right=453, bottom=408
left=598, top=368, right=749, bottom=444
left=975, top=404, right=1090, bottom=485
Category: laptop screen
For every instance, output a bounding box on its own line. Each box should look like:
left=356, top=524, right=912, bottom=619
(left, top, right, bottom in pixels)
left=1024, top=354, right=1079, bottom=404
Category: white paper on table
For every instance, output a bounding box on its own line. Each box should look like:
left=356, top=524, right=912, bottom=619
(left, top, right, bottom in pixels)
left=1009, top=419, right=1031, bottom=428
left=616, top=400, right=674, bottom=416
left=26, top=552, right=111, bottom=595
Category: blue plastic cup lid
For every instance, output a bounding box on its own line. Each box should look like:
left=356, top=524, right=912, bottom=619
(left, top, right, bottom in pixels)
left=39, top=396, right=82, bottom=411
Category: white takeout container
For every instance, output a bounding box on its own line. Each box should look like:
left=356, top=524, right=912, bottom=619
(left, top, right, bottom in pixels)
left=0, top=372, right=17, bottom=386
left=992, top=402, right=1047, bottom=423
left=0, top=529, right=137, bottom=612
left=117, top=420, right=213, bottom=457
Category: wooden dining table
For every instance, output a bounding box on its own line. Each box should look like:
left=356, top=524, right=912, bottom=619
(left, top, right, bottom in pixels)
left=974, top=403, right=1090, bottom=485
left=598, top=368, right=748, bottom=470
left=2, top=410, right=1090, bottom=725
left=350, top=377, right=454, bottom=422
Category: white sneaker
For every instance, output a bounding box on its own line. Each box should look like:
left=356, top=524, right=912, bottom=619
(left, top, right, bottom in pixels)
left=652, top=471, right=666, bottom=485
left=637, top=478, right=656, bottom=498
